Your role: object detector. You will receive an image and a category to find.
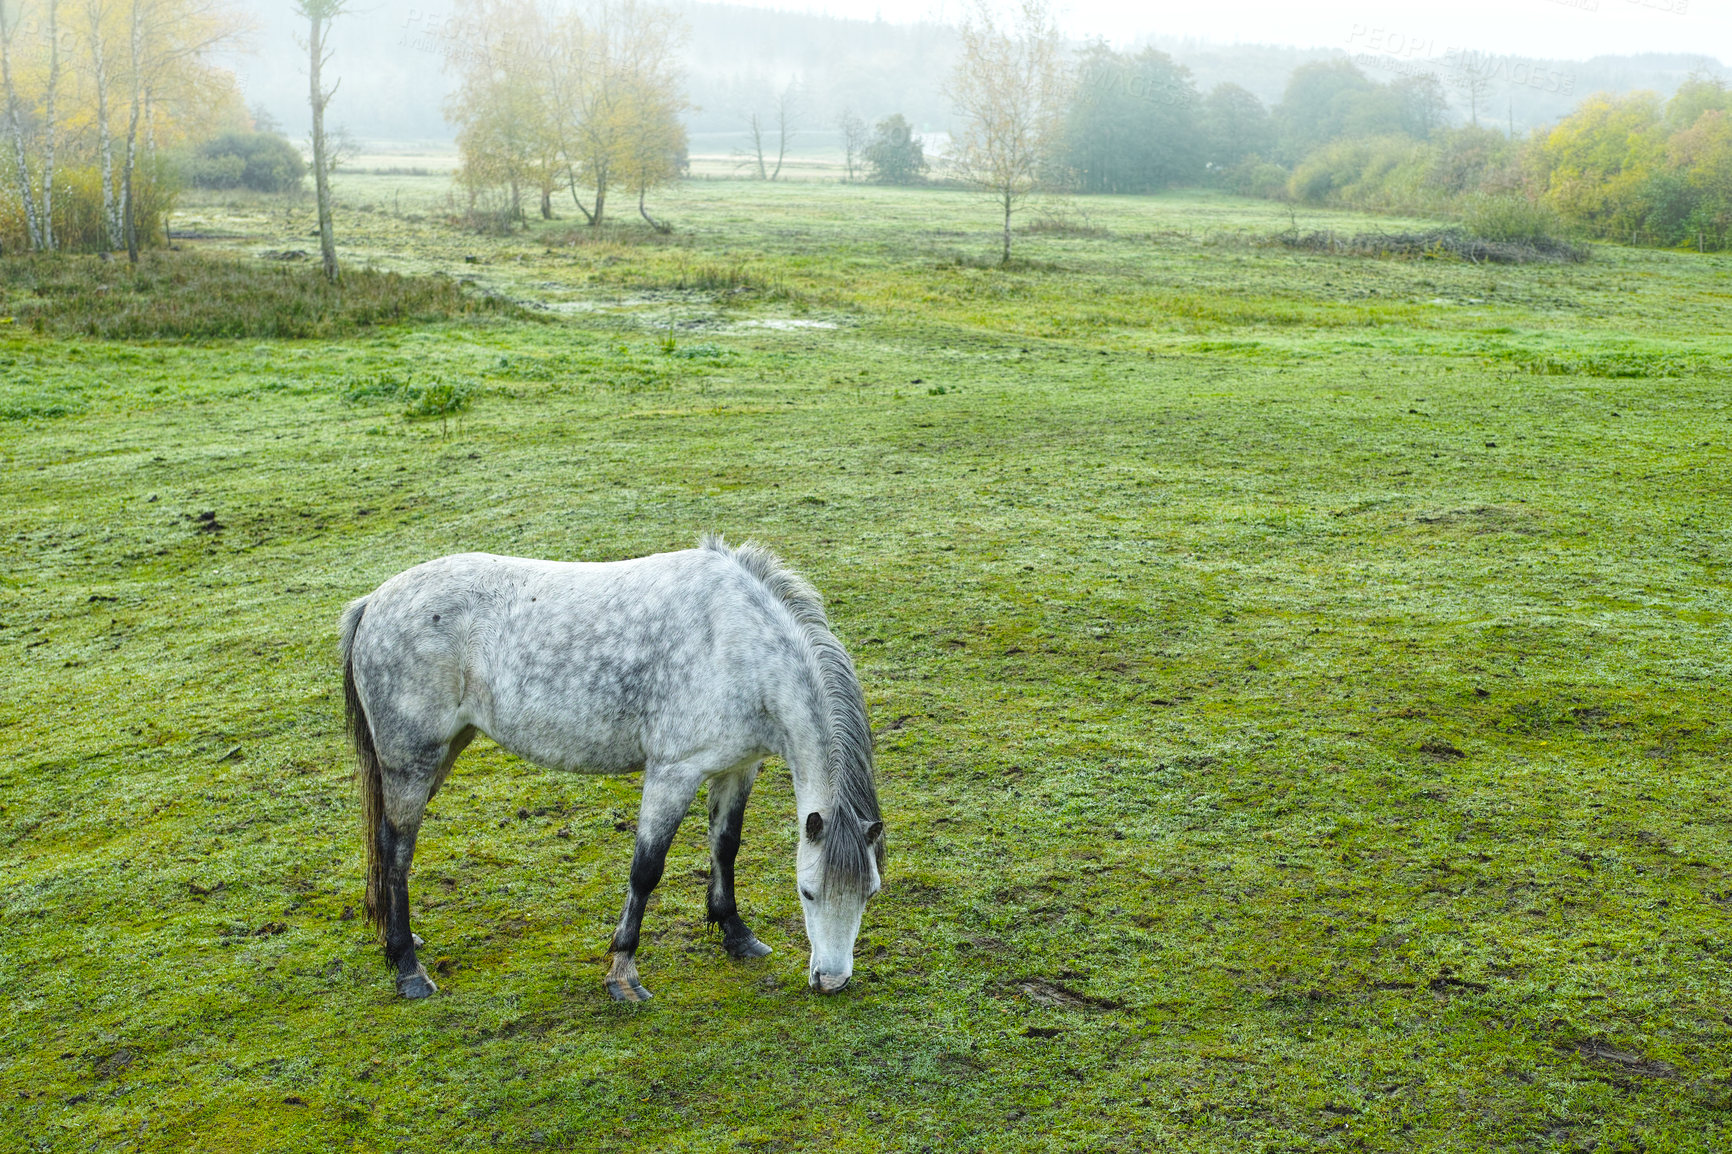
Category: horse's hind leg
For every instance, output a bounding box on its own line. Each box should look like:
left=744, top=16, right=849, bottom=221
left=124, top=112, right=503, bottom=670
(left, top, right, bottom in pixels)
left=376, top=734, right=468, bottom=999
left=378, top=799, right=435, bottom=998
left=707, top=761, right=771, bottom=960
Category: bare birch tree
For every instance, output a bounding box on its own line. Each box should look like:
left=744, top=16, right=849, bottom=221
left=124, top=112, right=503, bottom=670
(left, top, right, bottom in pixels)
left=838, top=107, right=865, bottom=182
left=86, top=0, right=123, bottom=248
left=296, top=0, right=344, bottom=280
left=770, top=79, right=798, bottom=180
left=40, top=0, right=59, bottom=250
left=947, top=0, right=1069, bottom=264
left=0, top=2, right=45, bottom=249
left=1452, top=57, right=1495, bottom=129
left=741, top=111, right=767, bottom=179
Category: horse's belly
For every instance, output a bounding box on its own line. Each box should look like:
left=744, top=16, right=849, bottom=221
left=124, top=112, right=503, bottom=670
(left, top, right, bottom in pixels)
left=483, top=712, right=645, bottom=776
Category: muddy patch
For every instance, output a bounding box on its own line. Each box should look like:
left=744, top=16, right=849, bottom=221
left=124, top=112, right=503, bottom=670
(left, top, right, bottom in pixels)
left=1413, top=505, right=1539, bottom=534
left=1007, top=977, right=1124, bottom=1011
left=1572, top=1038, right=1680, bottom=1080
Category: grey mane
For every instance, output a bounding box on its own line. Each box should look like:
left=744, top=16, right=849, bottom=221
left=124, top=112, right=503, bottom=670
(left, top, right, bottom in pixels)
left=702, top=534, right=885, bottom=889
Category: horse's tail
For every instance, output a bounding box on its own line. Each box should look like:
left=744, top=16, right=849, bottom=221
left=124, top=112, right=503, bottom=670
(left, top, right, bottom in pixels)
left=340, top=595, right=387, bottom=937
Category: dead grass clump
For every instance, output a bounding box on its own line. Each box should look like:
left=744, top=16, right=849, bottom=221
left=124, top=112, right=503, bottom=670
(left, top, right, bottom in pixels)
left=0, top=251, right=516, bottom=339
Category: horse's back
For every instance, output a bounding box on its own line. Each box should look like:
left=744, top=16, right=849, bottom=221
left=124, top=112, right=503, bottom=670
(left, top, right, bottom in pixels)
left=347, top=549, right=809, bottom=773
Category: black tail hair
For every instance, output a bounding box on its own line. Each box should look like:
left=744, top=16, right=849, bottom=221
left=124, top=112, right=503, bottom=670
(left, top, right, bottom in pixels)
left=339, top=596, right=387, bottom=937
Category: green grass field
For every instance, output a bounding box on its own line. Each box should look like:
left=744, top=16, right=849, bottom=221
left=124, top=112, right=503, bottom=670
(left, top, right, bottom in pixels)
left=2, top=179, right=1730, bottom=1152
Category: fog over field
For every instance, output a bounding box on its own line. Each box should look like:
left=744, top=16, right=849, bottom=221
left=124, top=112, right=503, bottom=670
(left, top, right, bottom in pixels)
left=227, top=0, right=1724, bottom=150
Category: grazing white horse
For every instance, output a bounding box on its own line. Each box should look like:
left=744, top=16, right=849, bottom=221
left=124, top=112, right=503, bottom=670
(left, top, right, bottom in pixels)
left=339, top=535, right=884, bottom=1001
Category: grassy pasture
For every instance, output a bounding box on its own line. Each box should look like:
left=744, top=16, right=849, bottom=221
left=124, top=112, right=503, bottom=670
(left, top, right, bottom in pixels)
left=2, top=179, right=1730, bottom=1152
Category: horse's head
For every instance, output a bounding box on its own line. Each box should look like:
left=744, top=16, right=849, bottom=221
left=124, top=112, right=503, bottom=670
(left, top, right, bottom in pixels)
left=796, top=809, right=884, bottom=993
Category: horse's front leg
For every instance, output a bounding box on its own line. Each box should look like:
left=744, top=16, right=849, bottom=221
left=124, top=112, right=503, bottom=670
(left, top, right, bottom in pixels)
left=606, top=761, right=705, bottom=1003
left=707, top=762, right=771, bottom=960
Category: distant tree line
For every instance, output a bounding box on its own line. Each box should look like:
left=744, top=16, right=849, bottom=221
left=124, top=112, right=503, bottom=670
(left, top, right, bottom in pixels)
left=849, top=2, right=1732, bottom=258
left=1272, top=67, right=1732, bottom=250
left=987, top=33, right=1732, bottom=251
left=1531, top=80, right=1732, bottom=248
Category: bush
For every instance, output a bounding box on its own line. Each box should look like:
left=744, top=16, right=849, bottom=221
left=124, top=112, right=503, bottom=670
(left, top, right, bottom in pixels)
left=401, top=380, right=471, bottom=421
left=1426, top=125, right=1517, bottom=198
left=1219, top=158, right=1290, bottom=199
left=1287, top=136, right=1434, bottom=211
left=183, top=132, right=305, bottom=194
left=1274, top=226, right=1587, bottom=264
left=344, top=374, right=475, bottom=435
left=180, top=153, right=245, bottom=189
left=863, top=115, right=928, bottom=186
left=1462, top=194, right=1567, bottom=245
left=1287, top=140, right=1359, bottom=202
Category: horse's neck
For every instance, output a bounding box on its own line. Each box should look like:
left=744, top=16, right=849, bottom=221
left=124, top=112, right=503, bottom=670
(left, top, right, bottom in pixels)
left=782, top=729, right=834, bottom=819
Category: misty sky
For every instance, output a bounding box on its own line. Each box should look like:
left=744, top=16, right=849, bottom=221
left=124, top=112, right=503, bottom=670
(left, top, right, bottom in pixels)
left=763, top=0, right=1722, bottom=59
left=227, top=0, right=1723, bottom=143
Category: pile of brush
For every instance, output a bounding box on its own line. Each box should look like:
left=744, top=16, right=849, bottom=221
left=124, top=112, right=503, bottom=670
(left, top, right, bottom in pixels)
left=1272, top=228, right=1589, bottom=264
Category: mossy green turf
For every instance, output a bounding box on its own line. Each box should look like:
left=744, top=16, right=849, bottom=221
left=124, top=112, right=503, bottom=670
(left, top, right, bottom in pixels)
left=2, top=181, right=1730, bottom=1152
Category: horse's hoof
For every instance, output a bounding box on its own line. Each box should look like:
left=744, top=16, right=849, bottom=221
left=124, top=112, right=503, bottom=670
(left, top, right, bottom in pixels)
left=411, top=933, right=425, bottom=949
left=726, top=934, right=772, bottom=960
left=397, top=964, right=438, bottom=999
left=606, top=977, right=653, bottom=1003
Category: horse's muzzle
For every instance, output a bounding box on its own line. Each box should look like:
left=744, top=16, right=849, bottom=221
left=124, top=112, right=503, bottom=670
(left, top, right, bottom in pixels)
left=810, top=972, right=851, bottom=994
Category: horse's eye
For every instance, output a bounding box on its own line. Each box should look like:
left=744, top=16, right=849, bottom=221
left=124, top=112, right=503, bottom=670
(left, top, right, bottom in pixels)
left=800, top=888, right=816, bottom=902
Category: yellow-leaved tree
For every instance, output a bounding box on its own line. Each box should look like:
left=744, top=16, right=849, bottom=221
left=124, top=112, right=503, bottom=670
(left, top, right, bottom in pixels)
left=0, top=0, right=244, bottom=255
left=947, top=0, right=1070, bottom=265
left=1531, top=92, right=1666, bottom=239
left=446, top=0, right=686, bottom=230
left=445, top=0, right=561, bottom=230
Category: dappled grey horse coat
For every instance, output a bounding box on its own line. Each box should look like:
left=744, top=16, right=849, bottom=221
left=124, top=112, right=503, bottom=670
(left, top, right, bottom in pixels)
left=341, top=537, right=884, bottom=1001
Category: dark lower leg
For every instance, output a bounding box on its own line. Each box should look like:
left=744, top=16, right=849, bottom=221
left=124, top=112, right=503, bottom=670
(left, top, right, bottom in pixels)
left=380, top=818, right=435, bottom=998
left=604, top=763, right=712, bottom=1002
left=606, top=830, right=672, bottom=1002
left=708, top=769, right=769, bottom=959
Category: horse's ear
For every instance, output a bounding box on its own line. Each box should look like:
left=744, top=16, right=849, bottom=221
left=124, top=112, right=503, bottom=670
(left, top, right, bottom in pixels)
left=864, top=820, right=884, bottom=844
left=805, top=812, right=824, bottom=841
